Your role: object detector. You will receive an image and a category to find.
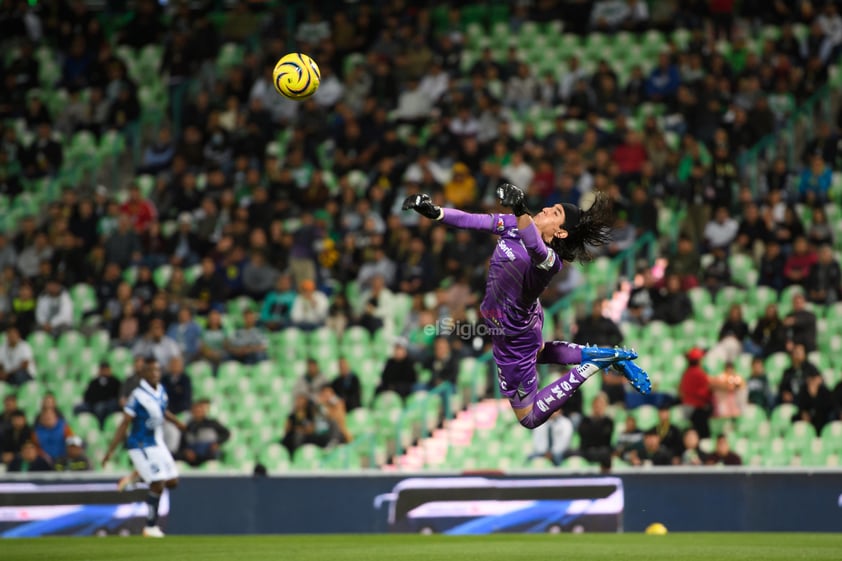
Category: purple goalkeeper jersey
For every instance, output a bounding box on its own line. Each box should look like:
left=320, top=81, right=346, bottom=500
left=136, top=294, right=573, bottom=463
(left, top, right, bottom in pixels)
left=439, top=209, right=562, bottom=365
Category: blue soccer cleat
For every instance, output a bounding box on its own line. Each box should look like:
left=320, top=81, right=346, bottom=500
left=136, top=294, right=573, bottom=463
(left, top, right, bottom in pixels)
left=613, top=359, right=652, bottom=395
left=580, top=345, right=638, bottom=368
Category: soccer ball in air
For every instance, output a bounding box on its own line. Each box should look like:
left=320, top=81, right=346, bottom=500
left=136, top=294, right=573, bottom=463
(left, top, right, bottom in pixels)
left=273, top=53, right=320, bottom=100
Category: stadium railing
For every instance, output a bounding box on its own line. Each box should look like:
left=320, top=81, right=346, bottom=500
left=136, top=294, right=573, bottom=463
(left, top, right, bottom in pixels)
left=737, top=59, right=842, bottom=198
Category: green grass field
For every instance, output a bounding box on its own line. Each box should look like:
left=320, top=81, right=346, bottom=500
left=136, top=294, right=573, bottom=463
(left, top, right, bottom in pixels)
left=4, top=534, right=842, bottom=561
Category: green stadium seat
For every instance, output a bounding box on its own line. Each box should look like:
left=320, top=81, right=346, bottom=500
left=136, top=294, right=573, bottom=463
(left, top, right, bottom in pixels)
left=57, top=330, right=85, bottom=361
left=786, top=421, right=817, bottom=456
left=763, top=437, right=791, bottom=466
left=764, top=352, right=789, bottom=389
left=769, top=403, right=798, bottom=436
left=87, top=330, right=110, bottom=359
left=108, top=347, right=134, bottom=378
left=821, top=421, right=842, bottom=453
left=632, top=405, right=659, bottom=430
left=292, top=443, right=323, bottom=469
left=27, top=331, right=53, bottom=359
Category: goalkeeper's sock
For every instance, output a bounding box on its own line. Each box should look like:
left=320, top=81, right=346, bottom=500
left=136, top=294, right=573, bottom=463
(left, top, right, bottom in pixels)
left=145, top=492, right=161, bottom=527
left=537, top=341, right=583, bottom=365
left=518, top=363, right=599, bottom=429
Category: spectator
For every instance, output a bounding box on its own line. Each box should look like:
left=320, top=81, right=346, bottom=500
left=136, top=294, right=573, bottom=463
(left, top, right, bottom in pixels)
left=294, top=359, right=329, bottom=404
left=0, top=394, right=19, bottom=435
left=702, top=246, right=732, bottom=295
left=330, top=357, right=361, bottom=413
left=166, top=307, right=203, bottom=363
left=703, top=206, right=739, bottom=252
left=120, top=183, right=157, bottom=234
left=645, top=52, right=681, bottom=102
left=375, top=339, right=417, bottom=400
left=189, top=257, right=227, bottom=315
left=666, top=236, right=702, bottom=290
left=54, top=435, right=91, bottom=471
left=614, top=415, right=644, bottom=463
left=162, top=356, right=193, bottom=415
left=7, top=440, right=51, bottom=472
left=779, top=344, right=821, bottom=405
left=32, top=408, right=73, bottom=463
left=168, top=213, right=202, bottom=268
left=795, top=370, right=836, bottom=435
left=355, top=274, right=395, bottom=335
left=653, top=405, right=683, bottom=458
left=735, top=202, right=771, bottom=257
left=806, top=245, right=841, bottom=305
left=749, top=303, right=788, bottom=358
left=260, top=273, right=296, bottom=331
left=711, top=362, right=746, bottom=420
left=198, top=309, right=228, bottom=368
left=529, top=409, right=574, bottom=466
left=1, top=410, right=32, bottom=464
left=242, top=251, right=280, bottom=301
left=783, top=293, right=817, bottom=352
left=281, top=393, right=332, bottom=459
left=423, top=337, right=459, bottom=391
left=679, top=347, right=713, bottom=439
left=783, top=236, right=817, bottom=288
left=224, top=310, right=268, bottom=365
left=0, top=326, right=36, bottom=385
left=290, top=279, right=329, bottom=331
left=104, top=214, right=142, bottom=268
left=576, top=393, right=614, bottom=469
left=705, top=434, right=742, bottom=466
left=75, top=362, right=121, bottom=428
left=317, top=384, right=352, bottom=445
left=574, top=299, right=623, bottom=348
left=677, top=428, right=709, bottom=466
left=746, top=357, right=773, bottom=412
left=757, top=240, right=786, bottom=292
left=652, top=274, right=693, bottom=325
left=177, top=399, right=230, bottom=467
left=806, top=206, right=833, bottom=248
left=628, top=429, right=674, bottom=466
left=797, top=152, right=832, bottom=205
left=35, top=279, right=74, bottom=335
left=625, top=268, right=656, bottom=325
left=10, top=283, right=37, bottom=339
left=132, top=318, right=182, bottom=373
left=710, top=304, right=749, bottom=364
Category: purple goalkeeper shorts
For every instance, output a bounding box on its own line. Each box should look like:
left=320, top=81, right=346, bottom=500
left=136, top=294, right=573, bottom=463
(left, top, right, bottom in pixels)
left=491, top=320, right=543, bottom=409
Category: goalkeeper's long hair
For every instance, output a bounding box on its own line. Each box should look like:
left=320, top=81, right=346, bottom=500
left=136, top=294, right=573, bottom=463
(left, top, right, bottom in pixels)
left=549, top=191, right=614, bottom=263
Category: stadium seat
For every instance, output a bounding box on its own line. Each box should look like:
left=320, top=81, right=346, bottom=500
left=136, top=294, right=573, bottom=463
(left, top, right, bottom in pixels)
left=770, top=403, right=798, bottom=436
left=632, top=405, right=658, bottom=429
left=821, top=421, right=842, bottom=453
left=786, top=421, right=817, bottom=456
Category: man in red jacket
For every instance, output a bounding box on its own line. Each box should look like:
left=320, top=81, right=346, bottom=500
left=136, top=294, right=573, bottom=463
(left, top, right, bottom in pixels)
left=679, top=347, right=713, bottom=439
left=119, top=183, right=157, bottom=234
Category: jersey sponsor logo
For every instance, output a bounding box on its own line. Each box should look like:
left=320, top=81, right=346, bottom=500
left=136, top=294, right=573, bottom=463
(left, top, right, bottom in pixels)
left=498, top=240, right=516, bottom=261
left=536, top=399, right=550, bottom=412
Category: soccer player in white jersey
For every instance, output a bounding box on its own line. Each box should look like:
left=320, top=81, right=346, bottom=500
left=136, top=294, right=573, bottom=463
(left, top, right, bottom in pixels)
left=103, top=357, right=186, bottom=537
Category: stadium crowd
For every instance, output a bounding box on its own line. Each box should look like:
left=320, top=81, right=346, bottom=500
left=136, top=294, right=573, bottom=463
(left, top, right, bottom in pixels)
left=1, top=0, right=842, bottom=471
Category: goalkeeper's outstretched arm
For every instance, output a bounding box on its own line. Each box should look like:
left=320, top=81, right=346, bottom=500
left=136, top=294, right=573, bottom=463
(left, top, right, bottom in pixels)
left=401, top=194, right=515, bottom=234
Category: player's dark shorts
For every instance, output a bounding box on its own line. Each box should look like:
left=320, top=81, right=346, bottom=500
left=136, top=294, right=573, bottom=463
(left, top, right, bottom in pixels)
left=491, top=319, right=543, bottom=409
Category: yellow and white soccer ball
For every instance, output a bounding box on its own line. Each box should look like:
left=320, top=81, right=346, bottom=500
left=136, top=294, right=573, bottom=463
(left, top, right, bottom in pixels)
left=273, top=53, right=320, bottom=100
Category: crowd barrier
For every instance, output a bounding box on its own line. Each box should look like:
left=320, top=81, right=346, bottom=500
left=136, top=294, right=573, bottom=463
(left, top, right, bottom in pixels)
left=1, top=468, right=840, bottom=536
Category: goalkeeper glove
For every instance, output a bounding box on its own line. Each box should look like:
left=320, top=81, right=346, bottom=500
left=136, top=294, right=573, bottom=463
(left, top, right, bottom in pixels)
left=496, top=183, right=529, bottom=216
left=401, top=194, right=443, bottom=220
